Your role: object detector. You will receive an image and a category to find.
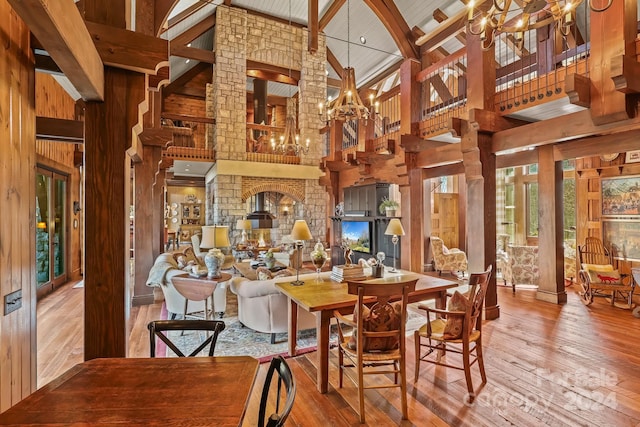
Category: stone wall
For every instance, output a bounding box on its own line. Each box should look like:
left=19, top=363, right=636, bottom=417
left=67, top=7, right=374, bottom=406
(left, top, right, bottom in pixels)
left=208, top=5, right=327, bottom=248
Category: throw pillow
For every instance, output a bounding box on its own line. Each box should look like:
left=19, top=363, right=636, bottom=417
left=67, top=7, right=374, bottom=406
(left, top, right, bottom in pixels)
left=587, top=268, right=621, bottom=285
left=347, top=301, right=402, bottom=352
left=273, top=269, right=293, bottom=278
left=581, top=263, right=614, bottom=272
left=442, top=291, right=469, bottom=340
left=182, top=247, right=200, bottom=266
left=256, top=267, right=273, bottom=281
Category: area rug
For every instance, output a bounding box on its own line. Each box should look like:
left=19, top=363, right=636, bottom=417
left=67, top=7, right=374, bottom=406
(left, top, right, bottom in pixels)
left=156, top=292, right=430, bottom=362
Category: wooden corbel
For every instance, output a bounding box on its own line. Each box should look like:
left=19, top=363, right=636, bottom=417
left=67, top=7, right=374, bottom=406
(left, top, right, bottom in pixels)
left=565, top=73, right=591, bottom=108
left=611, top=55, right=640, bottom=94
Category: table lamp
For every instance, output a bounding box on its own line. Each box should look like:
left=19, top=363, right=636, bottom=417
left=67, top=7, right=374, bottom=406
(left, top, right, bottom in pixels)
left=235, top=218, right=252, bottom=244
left=200, top=225, right=230, bottom=278
left=290, top=219, right=312, bottom=286
left=384, top=218, right=405, bottom=273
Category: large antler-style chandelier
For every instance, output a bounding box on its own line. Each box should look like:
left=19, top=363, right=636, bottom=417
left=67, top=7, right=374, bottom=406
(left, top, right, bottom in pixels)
left=467, top=0, right=612, bottom=50
left=322, top=0, right=369, bottom=122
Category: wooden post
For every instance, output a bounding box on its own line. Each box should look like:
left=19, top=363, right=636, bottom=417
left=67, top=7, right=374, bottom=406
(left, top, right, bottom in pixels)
left=536, top=145, right=567, bottom=304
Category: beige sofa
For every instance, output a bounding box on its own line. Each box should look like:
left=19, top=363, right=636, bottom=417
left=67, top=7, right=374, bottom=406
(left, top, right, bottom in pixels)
left=229, top=271, right=318, bottom=344
left=146, top=249, right=229, bottom=319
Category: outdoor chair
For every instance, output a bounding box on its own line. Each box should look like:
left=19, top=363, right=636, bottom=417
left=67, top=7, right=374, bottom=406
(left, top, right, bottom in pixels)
left=334, top=277, right=417, bottom=423
left=258, top=355, right=296, bottom=427
left=147, top=319, right=225, bottom=357
left=414, top=265, right=492, bottom=401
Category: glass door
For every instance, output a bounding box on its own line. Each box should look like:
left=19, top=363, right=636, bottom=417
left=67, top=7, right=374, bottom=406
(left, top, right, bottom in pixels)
left=36, top=168, right=68, bottom=297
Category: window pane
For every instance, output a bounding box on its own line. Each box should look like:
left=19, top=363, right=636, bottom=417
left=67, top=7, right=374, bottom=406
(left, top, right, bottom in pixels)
left=527, top=182, right=538, bottom=237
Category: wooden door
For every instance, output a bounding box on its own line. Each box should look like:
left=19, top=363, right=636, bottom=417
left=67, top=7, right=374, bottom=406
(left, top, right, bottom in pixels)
left=432, top=193, right=459, bottom=249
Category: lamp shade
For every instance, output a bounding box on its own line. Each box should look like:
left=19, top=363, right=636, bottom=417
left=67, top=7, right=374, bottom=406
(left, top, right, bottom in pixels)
left=290, top=220, right=312, bottom=241
left=384, top=218, right=405, bottom=236
left=200, top=225, right=230, bottom=249
left=235, top=219, right=252, bottom=230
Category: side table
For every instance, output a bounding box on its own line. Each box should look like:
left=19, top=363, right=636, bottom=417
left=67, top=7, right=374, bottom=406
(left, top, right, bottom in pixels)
left=171, top=272, right=232, bottom=319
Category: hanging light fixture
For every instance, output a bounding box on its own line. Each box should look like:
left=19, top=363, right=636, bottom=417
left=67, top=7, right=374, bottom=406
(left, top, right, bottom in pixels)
left=467, top=0, right=611, bottom=50
left=323, top=0, right=369, bottom=122
left=271, top=0, right=310, bottom=156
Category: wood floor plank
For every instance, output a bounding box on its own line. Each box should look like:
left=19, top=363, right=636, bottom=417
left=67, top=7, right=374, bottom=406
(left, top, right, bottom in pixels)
left=36, top=276, right=640, bottom=425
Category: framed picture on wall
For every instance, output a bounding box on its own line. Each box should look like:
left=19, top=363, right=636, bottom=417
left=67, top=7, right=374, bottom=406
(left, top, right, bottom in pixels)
left=626, top=150, right=640, bottom=163
left=602, top=219, right=640, bottom=262
left=601, top=175, right=640, bottom=217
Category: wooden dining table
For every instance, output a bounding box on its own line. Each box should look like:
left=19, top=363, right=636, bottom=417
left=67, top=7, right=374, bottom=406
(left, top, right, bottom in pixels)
left=0, top=356, right=259, bottom=426
left=275, top=270, right=458, bottom=393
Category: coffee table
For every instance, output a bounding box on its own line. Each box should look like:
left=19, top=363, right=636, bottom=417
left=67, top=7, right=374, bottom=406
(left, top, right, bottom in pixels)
left=275, top=270, right=458, bottom=393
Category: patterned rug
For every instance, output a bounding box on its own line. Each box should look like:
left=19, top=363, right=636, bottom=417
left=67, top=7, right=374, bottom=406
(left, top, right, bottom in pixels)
left=158, top=292, right=430, bottom=362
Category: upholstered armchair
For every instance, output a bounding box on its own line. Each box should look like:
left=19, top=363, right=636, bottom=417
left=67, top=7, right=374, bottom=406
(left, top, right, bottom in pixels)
left=430, top=236, right=468, bottom=277
left=564, top=239, right=577, bottom=283
left=503, top=245, right=539, bottom=293
left=496, top=234, right=510, bottom=280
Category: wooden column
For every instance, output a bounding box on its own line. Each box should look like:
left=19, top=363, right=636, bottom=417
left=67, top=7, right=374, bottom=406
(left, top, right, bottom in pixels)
left=536, top=145, right=567, bottom=304
left=400, top=59, right=423, bottom=272
left=589, top=0, right=638, bottom=124
left=132, top=144, right=163, bottom=306
left=83, top=0, right=144, bottom=359
left=84, top=67, right=145, bottom=359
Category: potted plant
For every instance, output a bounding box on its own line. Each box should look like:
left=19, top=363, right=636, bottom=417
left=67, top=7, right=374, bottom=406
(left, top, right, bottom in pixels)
left=264, top=249, right=276, bottom=269
left=379, top=197, right=399, bottom=217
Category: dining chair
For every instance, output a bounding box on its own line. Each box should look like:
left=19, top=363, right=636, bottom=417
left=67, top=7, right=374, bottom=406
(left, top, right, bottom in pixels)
left=258, top=355, right=296, bottom=427
left=147, top=319, right=225, bottom=357
left=414, top=265, right=492, bottom=401
left=333, top=278, right=418, bottom=423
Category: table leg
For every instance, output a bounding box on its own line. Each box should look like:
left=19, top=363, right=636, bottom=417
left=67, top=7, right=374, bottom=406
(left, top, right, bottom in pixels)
left=316, top=310, right=332, bottom=393
left=287, top=298, right=299, bottom=357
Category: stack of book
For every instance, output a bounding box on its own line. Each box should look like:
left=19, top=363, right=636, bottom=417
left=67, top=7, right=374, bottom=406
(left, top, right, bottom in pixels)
left=330, top=265, right=366, bottom=282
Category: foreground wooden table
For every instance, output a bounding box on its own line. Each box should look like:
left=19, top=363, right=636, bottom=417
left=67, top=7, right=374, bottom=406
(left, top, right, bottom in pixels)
left=276, top=271, right=457, bottom=393
left=0, top=356, right=259, bottom=426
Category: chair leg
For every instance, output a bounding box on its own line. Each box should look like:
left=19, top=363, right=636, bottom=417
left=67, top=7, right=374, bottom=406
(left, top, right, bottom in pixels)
left=338, top=348, right=344, bottom=388
left=462, top=342, right=474, bottom=400
left=400, top=359, right=408, bottom=420
left=476, top=339, right=487, bottom=384
left=358, top=362, right=365, bottom=424
left=414, top=331, right=420, bottom=382
left=270, top=333, right=276, bottom=344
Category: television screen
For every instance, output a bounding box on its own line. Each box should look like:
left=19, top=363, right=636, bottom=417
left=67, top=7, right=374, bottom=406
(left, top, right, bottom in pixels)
left=342, top=221, right=371, bottom=254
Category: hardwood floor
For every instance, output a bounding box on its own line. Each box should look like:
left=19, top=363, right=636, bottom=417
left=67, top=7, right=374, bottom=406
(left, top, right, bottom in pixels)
left=37, top=279, right=640, bottom=426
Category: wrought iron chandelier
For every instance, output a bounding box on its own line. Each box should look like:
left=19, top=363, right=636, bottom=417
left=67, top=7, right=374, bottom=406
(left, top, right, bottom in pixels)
left=271, top=115, right=310, bottom=156
left=323, top=0, right=369, bottom=122
left=467, top=0, right=613, bottom=50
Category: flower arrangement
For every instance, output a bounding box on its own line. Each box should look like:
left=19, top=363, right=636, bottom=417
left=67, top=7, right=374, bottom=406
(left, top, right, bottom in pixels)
left=378, top=197, right=399, bottom=215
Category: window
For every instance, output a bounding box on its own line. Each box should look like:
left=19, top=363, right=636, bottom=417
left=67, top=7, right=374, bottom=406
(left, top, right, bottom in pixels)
left=526, top=182, right=538, bottom=237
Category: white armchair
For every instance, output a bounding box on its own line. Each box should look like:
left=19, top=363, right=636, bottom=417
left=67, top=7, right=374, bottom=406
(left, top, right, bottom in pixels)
left=430, top=236, right=468, bottom=277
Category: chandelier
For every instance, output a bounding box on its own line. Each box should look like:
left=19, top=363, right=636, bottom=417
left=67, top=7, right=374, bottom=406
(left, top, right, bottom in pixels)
left=271, top=115, right=310, bottom=156
left=322, top=0, right=369, bottom=122
left=467, top=0, right=612, bottom=50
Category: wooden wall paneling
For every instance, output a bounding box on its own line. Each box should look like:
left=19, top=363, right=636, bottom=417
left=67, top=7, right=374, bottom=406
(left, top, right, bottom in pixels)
left=35, top=74, right=77, bottom=119
left=0, top=0, right=37, bottom=409
left=163, top=94, right=207, bottom=148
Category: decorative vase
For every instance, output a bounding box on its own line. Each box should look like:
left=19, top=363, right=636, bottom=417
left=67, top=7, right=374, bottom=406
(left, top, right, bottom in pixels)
left=265, top=257, right=276, bottom=269
left=205, top=248, right=225, bottom=279
left=385, top=207, right=396, bottom=217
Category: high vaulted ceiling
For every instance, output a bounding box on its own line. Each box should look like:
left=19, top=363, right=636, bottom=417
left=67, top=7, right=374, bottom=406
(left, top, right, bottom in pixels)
left=164, top=0, right=470, bottom=99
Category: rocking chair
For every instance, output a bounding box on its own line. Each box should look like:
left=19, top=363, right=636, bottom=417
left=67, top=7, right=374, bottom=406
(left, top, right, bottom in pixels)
left=577, top=237, right=635, bottom=309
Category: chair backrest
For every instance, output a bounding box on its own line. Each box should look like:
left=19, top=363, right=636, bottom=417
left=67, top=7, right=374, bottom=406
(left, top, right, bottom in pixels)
left=148, top=319, right=225, bottom=357
left=465, top=265, right=493, bottom=334
left=258, top=355, right=296, bottom=427
left=347, top=279, right=418, bottom=354
left=430, top=236, right=445, bottom=259
left=578, top=237, right=611, bottom=266
left=191, top=234, right=203, bottom=257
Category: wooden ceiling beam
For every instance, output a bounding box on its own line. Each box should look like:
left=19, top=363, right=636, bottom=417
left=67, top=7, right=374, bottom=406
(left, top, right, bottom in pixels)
left=170, top=45, right=216, bottom=63
left=308, top=0, right=318, bottom=53
left=247, top=60, right=300, bottom=82
left=364, top=0, right=419, bottom=59
left=319, top=0, right=345, bottom=31
left=163, top=62, right=210, bottom=97
left=154, top=0, right=178, bottom=36
left=172, top=14, right=215, bottom=47
left=86, top=21, right=169, bottom=75
left=416, top=0, right=488, bottom=52
left=36, top=117, right=84, bottom=143
left=326, top=48, right=343, bottom=76
left=8, top=0, right=104, bottom=101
